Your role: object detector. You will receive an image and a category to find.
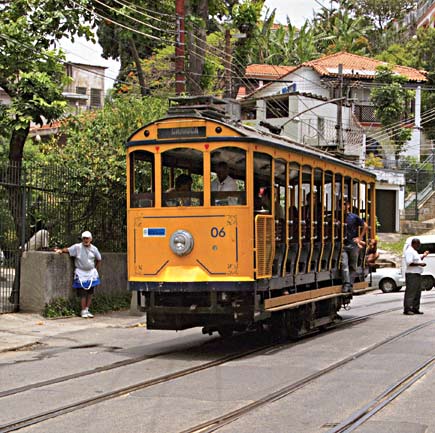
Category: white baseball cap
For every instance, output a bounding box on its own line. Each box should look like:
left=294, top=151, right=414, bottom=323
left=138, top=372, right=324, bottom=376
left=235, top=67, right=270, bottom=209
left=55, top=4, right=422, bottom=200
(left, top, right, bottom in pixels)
left=81, top=231, right=92, bottom=239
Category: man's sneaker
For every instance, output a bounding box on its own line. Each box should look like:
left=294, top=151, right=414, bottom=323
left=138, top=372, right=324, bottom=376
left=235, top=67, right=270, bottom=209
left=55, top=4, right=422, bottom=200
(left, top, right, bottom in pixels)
left=86, top=310, right=94, bottom=318
left=81, top=310, right=89, bottom=318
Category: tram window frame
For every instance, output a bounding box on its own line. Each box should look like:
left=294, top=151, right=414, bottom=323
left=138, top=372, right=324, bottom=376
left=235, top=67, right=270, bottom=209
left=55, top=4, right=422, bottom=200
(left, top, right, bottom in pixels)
left=253, top=152, right=273, bottom=213
left=161, top=147, right=204, bottom=207
left=324, top=171, right=334, bottom=241
left=301, top=165, right=313, bottom=242
left=288, top=163, right=300, bottom=243
left=211, top=147, right=246, bottom=206
left=130, top=150, right=155, bottom=208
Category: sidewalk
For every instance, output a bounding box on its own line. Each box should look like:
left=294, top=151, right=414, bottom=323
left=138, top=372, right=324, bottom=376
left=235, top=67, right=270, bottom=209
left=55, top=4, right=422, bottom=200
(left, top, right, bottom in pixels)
left=0, top=310, right=146, bottom=353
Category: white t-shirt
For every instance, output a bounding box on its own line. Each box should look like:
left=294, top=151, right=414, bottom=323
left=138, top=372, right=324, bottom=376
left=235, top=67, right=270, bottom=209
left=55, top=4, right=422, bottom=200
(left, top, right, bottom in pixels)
left=68, top=243, right=101, bottom=280
left=405, top=246, right=424, bottom=274
left=211, top=176, right=237, bottom=192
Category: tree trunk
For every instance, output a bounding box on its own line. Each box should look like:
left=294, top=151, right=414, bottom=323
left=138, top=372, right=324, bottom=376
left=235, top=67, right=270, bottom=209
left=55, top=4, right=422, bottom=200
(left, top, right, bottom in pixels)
left=6, top=125, right=29, bottom=308
left=129, top=38, right=148, bottom=96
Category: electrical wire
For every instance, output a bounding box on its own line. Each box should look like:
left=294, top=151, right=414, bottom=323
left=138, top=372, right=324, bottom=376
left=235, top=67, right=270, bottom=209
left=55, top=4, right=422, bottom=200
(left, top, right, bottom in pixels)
left=93, top=0, right=176, bottom=34
left=0, top=33, right=156, bottom=94
left=70, top=0, right=174, bottom=44
left=108, top=0, right=176, bottom=25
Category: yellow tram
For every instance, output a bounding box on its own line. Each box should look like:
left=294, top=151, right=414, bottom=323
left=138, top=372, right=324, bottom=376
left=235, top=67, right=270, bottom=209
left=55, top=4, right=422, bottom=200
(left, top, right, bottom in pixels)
left=126, top=98, right=376, bottom=337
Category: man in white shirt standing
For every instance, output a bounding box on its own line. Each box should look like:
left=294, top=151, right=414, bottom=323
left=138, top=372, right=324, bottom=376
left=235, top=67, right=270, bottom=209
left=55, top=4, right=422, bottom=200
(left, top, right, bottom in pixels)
left=404, top=238, right=428, bottom=315
left=211, top=161, right=237, bottom=191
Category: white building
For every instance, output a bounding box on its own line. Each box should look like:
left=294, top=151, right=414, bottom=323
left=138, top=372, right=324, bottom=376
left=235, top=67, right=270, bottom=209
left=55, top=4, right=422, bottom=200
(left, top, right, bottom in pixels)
left=239, top=52, right=427, bottom=232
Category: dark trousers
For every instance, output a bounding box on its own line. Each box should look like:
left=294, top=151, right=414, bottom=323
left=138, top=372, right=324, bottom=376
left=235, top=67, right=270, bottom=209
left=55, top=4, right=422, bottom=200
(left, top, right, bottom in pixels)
left=404, top=273, right=422, bottom=312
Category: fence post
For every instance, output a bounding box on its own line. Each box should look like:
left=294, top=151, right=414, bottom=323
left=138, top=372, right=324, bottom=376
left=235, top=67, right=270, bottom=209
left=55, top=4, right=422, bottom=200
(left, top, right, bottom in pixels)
left=415, top=169, right=419, bottom=221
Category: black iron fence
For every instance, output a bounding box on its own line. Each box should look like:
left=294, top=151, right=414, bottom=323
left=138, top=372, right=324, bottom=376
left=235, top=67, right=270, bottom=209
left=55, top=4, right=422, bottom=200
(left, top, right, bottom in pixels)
left=0, top=161, right=126, bottom=312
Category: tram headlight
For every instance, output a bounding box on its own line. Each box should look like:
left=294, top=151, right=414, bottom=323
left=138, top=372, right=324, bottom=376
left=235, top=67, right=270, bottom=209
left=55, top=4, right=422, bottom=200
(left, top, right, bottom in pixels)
left=169, top=230, right=194, bottom=256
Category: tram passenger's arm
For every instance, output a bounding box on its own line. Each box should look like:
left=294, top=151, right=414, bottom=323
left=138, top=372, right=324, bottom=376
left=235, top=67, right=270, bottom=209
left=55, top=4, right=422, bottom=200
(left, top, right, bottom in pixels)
left=353, top=221, right=368, bottom=246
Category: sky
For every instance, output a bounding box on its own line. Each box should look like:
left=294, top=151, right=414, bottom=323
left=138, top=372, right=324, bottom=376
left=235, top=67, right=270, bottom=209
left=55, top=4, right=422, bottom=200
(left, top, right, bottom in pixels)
left=264, top=0, right=321, bottom=26
left=61, top=0, right=322, bottom=90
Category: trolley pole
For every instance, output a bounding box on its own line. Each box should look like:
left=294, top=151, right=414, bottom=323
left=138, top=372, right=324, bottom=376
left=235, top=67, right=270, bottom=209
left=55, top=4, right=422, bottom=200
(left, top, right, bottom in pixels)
left=175, top=0, right=185, bottom=95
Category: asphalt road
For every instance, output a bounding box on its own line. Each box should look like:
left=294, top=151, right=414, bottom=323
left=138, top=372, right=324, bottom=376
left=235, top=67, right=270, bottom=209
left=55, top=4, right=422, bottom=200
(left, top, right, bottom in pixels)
left=0, top=290, right=434, bottom=433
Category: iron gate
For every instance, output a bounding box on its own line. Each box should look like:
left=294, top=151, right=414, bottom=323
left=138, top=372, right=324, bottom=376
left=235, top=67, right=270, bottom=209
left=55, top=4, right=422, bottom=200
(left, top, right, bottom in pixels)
left=0, top=162, right=126, bottom=313
left=0, top=163, right=25, bottom=313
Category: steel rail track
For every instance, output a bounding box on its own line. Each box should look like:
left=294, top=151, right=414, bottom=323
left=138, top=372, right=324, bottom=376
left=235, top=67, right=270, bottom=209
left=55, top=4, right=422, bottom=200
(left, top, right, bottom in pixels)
left=0, top=304, right=405, bottom=400
left=180, top=320, right=435, bottom=433
left=1, top=316, right=432, bottom=433
left=327, top=355, right=435, bottom=433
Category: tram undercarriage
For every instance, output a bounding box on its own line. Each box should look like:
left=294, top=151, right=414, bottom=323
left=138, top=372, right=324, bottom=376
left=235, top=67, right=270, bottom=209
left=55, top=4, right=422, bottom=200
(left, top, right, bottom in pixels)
left=135, top=282, right=353, bottom=338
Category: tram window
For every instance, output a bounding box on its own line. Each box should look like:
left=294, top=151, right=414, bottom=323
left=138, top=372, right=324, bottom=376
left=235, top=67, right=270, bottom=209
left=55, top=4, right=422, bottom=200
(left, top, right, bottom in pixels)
left=335, top=174, right=343, bottom=237
left=161, top=148, right=203, bottom=207
left=301, top=166, right=312, bottom=242
left=288, top=163, right=300, bottom=243
left=211, top=147, right=246, bottom=206
left=254, top=152, right=272, bottom=212
left=324, top=172, right=333, bottom=240
left=130, top=151, right=154, bottom=208
left=275, top=160, right=286, bottom=220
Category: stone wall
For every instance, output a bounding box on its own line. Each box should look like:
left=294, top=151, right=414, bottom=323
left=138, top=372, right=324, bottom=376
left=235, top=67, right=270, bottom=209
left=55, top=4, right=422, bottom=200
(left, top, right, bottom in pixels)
left=20, top=251, right=127, bottom=313
left=417, top=191, right=435, bottom=222
left=400, top=219, right=435, bottom=235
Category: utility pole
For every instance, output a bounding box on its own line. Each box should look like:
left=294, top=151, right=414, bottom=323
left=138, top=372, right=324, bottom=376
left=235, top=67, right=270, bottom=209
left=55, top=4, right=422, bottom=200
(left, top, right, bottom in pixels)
left=175, top=0, right=185, bottom=95
left=224, top=28, right=232, bottom=98
left=336, top=63, right=343, bottom=150
left=415, top=169, right=419, bottom=221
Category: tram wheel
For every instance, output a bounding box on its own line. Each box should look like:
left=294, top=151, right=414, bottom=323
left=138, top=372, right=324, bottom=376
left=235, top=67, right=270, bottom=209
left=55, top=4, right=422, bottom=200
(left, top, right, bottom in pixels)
left=217, top=326, right=234, bottom=338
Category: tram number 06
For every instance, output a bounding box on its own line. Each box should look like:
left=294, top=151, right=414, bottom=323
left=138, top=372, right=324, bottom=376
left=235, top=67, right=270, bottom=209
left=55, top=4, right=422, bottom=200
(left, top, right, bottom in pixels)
left=210, top=227, right=226, bottom=238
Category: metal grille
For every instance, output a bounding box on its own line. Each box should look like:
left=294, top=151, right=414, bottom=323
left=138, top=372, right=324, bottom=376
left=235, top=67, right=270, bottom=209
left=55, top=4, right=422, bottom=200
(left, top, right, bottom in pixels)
left=0, top=161, right=126, bottom=313
left=255, top=215, right=275, bottom=278
left=353, top=105, right=376, bottom=123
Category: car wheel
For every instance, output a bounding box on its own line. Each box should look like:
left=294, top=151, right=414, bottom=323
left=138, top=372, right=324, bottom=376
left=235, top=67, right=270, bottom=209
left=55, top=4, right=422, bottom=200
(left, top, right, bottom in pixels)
left=421, top=275, right=434, bottom=291
left=379, top=278, right=397, bottom=293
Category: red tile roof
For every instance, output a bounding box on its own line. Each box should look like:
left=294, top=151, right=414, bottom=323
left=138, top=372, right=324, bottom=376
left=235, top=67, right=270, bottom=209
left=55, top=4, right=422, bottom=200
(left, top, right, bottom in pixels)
left=245, top=64, right=296, bottom=80
left=302, top=52, right=427, bottom=82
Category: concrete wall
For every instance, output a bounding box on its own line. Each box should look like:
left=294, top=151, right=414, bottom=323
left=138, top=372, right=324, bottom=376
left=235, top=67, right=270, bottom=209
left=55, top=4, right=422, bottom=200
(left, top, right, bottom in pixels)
left=20, top=252, right=127, bottom=313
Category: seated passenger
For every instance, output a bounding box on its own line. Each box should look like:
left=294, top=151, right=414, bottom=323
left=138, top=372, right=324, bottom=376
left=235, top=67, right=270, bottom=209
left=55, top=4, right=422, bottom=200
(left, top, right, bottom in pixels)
left=166, top=174, right=192, bottom=206
left=174, top=174, right=192, bottom=193
left=211, top=162, right=237, bottom=191
left=366, top=239, right=379, bottom=269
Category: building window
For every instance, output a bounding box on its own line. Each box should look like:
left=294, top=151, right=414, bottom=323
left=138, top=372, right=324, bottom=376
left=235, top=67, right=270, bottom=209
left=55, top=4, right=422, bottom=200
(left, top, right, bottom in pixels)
left=76, top=87, right=87, bottom=95
left=90, top=88, right=102, bottom=107
left=266, top=98, right=289, bottom=118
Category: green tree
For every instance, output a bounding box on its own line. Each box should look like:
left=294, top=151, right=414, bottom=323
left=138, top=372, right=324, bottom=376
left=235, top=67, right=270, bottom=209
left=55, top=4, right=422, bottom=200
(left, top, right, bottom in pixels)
left=41, top=95, right=168, bottom=195
left=375, top=43, right=416, bottom=66
left=354, top=0, right=416, bottom=29
left=94, top=0, right=175, bottom=95
left=370, top=65, right=413, bottom=167
left=0, top=0, right=94, bottom=165
left=408, top=27, right=435, bottom=142
left=312, top=3, right=370, bottom=55
left=353, top=0, right=416, bottom=52
left=266, top=19, right=327, bottom=65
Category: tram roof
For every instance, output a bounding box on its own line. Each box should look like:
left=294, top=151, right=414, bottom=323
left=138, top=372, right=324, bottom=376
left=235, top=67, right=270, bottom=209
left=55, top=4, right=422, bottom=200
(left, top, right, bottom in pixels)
left=127, top=114, right=376, bottom=180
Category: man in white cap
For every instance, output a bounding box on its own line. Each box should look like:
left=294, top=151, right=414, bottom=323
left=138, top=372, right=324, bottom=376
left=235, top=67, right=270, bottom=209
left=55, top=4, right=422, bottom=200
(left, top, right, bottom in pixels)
left=55, top=231, right=102, bottom=318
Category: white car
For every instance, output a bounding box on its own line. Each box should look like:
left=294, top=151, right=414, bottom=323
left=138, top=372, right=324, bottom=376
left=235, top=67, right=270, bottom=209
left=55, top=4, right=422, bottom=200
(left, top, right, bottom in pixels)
left=366, top=266, right=405, bottom=293
left=403, top=235, right=435, bottom=291
left=0, top=249, right=4, bottom=266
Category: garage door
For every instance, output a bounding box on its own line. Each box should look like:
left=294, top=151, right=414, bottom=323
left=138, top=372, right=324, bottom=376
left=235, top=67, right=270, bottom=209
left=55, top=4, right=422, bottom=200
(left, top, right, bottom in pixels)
left=376, top=190, right=396, bottom=233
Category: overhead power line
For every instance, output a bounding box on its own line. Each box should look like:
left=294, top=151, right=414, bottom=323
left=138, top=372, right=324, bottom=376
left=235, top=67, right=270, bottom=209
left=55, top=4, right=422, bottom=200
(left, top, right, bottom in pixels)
left=93, top=0, right=176, bottom=34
